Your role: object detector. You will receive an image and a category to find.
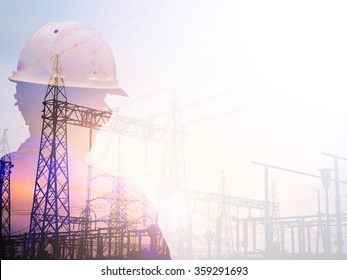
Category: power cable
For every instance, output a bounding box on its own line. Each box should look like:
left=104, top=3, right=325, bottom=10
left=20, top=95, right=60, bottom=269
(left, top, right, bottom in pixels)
left=144, top=82, right=258, bottom=120
left=0, top=0, right=168, bottom=78
left=61, top=0, right=167, bottom=56
left=183, top=98, right=278, bottom=127
left=110, top=57, right=242, bottom=110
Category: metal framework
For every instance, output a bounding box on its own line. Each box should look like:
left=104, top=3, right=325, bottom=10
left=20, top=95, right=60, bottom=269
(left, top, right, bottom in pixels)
left=107, top=177, right=129, bottom=258
left=1, top=129, right=13, bottom=257
left=59, top=102, right=183, bottom=142
left=28, top=55, right=70, bottom=259
left=183, top=189, right=268, bottom=210
left=9, top=226, right=169, bottom=260
left=321, top=152, right=346, bottom=255
left=216, top=171, right=234, bottom=258
left=10, top=52, right=345, bottom=260
left=159, top=95, right=191, bottom=259
left=26, top=54, right=177, bottom=259
left=269, top=180, right=281, bottom=248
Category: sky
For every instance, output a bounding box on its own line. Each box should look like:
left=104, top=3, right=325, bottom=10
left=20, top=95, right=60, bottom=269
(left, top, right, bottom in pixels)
left=1, top=0, right=347, bottom=231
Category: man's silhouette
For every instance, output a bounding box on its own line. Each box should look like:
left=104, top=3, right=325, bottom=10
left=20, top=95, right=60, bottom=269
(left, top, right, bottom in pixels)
left=7, top=21, right=170, bottom=259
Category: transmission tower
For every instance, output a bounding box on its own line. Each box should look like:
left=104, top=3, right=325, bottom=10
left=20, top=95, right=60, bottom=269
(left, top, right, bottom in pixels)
left=28, top=54, right=70, bottom=259
left=216, top=171, right=234, bottom=258
left=77, top=128, right=95, bottom=259
left=107, top=176, right=128, bottom=258
left=16, top=52, right=181, bottom=259
left=269, top=180, right=281, bottom=250
left=158, top=93, right=190, bottom=259
left=0, top=129, right=13, bottom=258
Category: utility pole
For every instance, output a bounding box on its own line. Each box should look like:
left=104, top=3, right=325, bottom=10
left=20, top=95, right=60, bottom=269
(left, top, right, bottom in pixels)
left=318, top=168, right=332, bottom=254
left=85, top=128, right=93, bottom=232
left=263, top=165, right=272, bottom=254
left=322, top=152, right=345, bottom=255
left=78, top=128, right=95, bottom=259
left=316, top=189, right=325, bottom=253
left=252, top=162, right=272, bottom=254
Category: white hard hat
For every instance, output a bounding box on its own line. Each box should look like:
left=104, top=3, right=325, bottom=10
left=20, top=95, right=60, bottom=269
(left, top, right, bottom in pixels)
left=9, top=21, right=127, bottom=96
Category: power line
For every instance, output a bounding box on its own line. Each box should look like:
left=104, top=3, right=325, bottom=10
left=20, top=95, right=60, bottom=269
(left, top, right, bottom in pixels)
left=183, top=98, right=277, bottom=127
left=110, top=57, right=242, bottom=111
left=0, top=0, right=168, bottom=79
left=61, top=0, right=167, bottom=56
left=112, top=69, right=208, bottom=110
left=144, top=82, right=258, bottom=120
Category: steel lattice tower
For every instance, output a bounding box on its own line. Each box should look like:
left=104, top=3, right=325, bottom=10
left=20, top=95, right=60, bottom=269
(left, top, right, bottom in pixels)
left=28, top=54, right=70, bottom=259
left=269, top=180, right=281, bottom=249
left=216, top=171, right=234, bottom=258
left=1, top=129, right=13, bottom=255
left=77, top=129, right=94, bottom=259
left=158, top=94, right=190, bottom=259
left=107, top=177, right=128, bottom=258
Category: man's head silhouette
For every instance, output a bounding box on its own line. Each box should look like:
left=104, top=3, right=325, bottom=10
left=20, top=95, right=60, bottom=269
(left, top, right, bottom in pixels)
left=9, top=21, right=127, bottom=137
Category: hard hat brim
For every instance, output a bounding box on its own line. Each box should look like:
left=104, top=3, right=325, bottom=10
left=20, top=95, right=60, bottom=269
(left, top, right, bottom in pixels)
left=9, top=75, right=128, bottom=97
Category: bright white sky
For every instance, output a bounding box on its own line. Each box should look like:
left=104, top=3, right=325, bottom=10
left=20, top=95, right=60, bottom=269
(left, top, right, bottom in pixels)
left=1, top=0, right=347, bottom=220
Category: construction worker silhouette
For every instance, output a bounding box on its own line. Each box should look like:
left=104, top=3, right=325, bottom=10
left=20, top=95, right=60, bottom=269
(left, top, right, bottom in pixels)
left=8, top=21, right=170, bottom=259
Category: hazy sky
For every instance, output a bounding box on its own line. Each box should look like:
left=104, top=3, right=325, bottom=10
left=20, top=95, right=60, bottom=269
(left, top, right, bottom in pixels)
left=1, top=0, right=347, bottom=222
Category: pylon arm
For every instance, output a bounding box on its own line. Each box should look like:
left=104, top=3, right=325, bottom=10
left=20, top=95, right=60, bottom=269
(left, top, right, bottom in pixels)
left=53, top=101, right=183, bottom=143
